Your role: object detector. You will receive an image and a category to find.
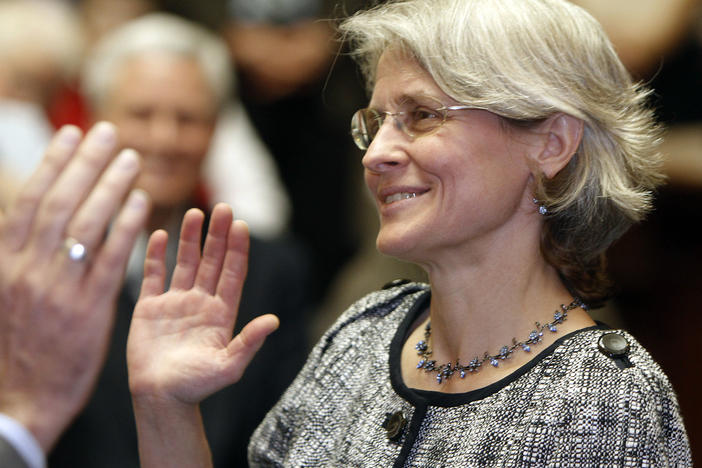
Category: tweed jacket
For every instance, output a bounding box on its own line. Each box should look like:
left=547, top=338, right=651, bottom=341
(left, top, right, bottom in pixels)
left=249, top=282, right=691, bottom=467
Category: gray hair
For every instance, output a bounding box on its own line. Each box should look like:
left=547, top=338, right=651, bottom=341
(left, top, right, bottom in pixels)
left=340, top=0, right=665, bottom=303
left=0, top=0, right=84, bottom=78
left=82, top=13, right=233, bottom=110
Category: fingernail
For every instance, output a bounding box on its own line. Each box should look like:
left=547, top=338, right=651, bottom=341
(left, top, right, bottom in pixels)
left=92, top=121, right=117, bottom=146
left=57, top=125, right=82, bottom=146
left=234, top=219, right=249, bottom=231
left=115, top=148, right=139, bottom=171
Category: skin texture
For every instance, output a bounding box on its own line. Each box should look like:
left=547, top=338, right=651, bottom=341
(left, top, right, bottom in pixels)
left=0, top=122, right=150, bottom=452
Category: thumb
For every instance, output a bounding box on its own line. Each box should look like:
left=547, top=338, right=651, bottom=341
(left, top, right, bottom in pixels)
left=224, top=314, right=280, bottom=382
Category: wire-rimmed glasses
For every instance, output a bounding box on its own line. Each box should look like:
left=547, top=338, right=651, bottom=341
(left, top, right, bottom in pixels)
left=350, top=96, right=480, bottom=150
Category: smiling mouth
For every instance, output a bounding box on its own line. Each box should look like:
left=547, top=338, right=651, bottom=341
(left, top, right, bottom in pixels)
left=384, top=191, right=427, bottom=204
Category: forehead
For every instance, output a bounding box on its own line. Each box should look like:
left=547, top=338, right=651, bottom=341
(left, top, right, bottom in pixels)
left=369, top=50, right=456, bottom=108
left=108, top=53, right=216, bottom=108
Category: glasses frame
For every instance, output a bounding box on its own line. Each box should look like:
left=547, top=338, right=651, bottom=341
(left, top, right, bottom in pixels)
left=350, top=98, right=482, bottom=151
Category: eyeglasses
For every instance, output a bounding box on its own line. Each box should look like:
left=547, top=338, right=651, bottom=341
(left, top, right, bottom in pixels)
left=350, top=96, right=480, bottom=150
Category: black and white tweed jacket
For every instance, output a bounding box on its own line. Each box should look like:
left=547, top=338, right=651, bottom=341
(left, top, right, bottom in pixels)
left=249, top=282, right=691, bottom=467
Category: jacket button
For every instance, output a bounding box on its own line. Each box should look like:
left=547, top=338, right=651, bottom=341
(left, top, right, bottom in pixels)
left=598, top=332, right=630, bottom=357
left=383, top=411, right=407, bottom=442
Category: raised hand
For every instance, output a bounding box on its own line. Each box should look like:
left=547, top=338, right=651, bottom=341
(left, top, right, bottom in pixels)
left=127, top=204, right=279, bottom=467
left=0, top=123, right=149, bottom=452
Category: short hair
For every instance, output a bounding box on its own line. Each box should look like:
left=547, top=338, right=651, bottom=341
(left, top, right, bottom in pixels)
left=339, top=0, right=665, bottom=304
left=0, top=0, right=84, bottom=79
left=81, top=13, right=233, bottom=111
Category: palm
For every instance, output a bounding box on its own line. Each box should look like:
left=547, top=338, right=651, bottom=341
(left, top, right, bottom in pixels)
left=127, top=205, right=279, bottom=404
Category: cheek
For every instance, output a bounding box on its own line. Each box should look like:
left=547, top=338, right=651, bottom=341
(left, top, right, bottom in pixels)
left=364, top=170, right=378, bottom=195
left=433, top=142, right=527, bottom=212
left=111, top=117, right=149, bottom=152
left=180, top=126, right=213, bottom=160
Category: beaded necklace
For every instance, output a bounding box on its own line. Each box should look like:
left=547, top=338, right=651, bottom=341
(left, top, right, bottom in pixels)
left=415, top=299, right=585, bottom=384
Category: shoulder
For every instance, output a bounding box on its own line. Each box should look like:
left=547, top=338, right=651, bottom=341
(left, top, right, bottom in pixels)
left=316, top=281, right=430, bottom=355
left=539, top=328, right=691, bottom=464
left=555, top=328, right=676, bottom=392
left=548, top=328, right=682, bottom=406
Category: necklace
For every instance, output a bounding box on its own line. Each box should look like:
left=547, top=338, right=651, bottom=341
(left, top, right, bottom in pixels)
left=415, top=299, right=585, bottom=384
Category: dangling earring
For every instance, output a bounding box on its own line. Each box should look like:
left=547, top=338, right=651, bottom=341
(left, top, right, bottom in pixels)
left=532, top=198, right=548, bottom=216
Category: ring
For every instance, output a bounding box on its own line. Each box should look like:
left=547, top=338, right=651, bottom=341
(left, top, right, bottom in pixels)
left=64, top=237, right=88, bottom=263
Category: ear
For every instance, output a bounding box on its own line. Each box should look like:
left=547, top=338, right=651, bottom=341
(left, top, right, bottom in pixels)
left=530, top=113, right=583, bottom=179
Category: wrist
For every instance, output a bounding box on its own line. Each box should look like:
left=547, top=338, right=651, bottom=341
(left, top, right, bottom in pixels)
left=132, top=396, right=212, bottom=468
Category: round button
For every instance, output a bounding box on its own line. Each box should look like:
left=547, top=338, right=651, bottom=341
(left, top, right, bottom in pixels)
left=598, top=333, right=630, bottom=357
left=383, top=411, right=407, bottom=442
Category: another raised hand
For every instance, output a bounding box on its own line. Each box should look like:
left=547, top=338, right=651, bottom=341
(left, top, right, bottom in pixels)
left=0, top=122, right=149, bottom=453
left=127, top=204, right=279, bottom=467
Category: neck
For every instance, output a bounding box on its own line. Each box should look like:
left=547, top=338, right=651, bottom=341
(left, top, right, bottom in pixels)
left=417, top=221, right=580, bottom=362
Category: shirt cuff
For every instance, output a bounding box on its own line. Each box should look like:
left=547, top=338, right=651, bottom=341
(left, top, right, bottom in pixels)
left=0, top=414, right=46, bottom=468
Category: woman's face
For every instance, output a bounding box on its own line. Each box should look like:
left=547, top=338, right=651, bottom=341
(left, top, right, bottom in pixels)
left=362, top=51, right=538, bottom=266
left=99, top=53, right=217, bottom=211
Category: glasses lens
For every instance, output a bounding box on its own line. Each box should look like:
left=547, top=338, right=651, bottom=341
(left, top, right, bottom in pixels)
left=351, top=108, right=379, bottom=150
left=350, top=98, right=451, bottom=150
left=404, top=98, right=446, bottom=135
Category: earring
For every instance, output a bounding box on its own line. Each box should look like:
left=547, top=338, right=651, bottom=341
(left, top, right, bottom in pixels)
left=532, top=198, right=548, bottom=216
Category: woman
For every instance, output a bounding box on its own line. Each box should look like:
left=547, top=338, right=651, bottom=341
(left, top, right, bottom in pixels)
left=126, top=0, right=691, bottom=466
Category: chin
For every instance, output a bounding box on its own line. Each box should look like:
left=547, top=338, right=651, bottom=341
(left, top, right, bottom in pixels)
left=375, top=229, right=422, bottom=262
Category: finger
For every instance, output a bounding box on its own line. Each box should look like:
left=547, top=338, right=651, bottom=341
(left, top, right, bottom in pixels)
left=139, top=229, right=169, bottom=300
left=31, top=122, right=120, bottom=254
left=1, top=125, right=82, bottom=250
left=224, top=314, right=280, bottom=382
left=169, top=209, right=205, bottom=291
left=85, top=189, right=150, bottom=304
left=65, top=148, right=141, bottom=254
left=194, top=204, right=233, bottom=294
left=216, top=219, right=250, bottom=311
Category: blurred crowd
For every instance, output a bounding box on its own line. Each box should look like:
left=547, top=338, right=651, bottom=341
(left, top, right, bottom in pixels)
left=0, top=0, right=700, bottom=464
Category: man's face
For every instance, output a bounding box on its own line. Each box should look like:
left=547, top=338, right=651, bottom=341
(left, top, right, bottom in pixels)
left=99, top=52, right=218, bottom=210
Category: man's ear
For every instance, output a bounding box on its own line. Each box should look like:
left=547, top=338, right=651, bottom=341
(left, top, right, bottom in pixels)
left=530, top=113, right=583, bottom=179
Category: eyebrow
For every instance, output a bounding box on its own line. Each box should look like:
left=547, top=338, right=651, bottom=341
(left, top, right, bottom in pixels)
left=368, top=92, right=443, bottom=111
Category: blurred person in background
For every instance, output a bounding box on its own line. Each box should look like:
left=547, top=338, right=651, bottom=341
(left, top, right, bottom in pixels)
left=0, top=0, right=84, bottom=206
left=74, top=0, right=293, bottom=237
left=220, top=0, right=368, bottom=302
left=159, top=0, right=385, bottom=331
left=48, top=13, right=311, bottom=467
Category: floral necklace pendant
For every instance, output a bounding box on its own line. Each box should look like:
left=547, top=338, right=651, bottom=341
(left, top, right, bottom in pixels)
left=415, top=299, right=585, bottom=384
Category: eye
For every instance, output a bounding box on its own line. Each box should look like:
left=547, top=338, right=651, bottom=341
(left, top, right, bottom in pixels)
left=126, top=106, right=152, bottom=121
left=408, top=106, right=443, bottom=132
left=410, top=106, right=441, bottom=121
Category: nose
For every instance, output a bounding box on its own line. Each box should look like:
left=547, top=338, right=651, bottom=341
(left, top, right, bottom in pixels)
left=361, top=117, right=410, bottom=173
left=148, top=115, right=180, bottom=152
